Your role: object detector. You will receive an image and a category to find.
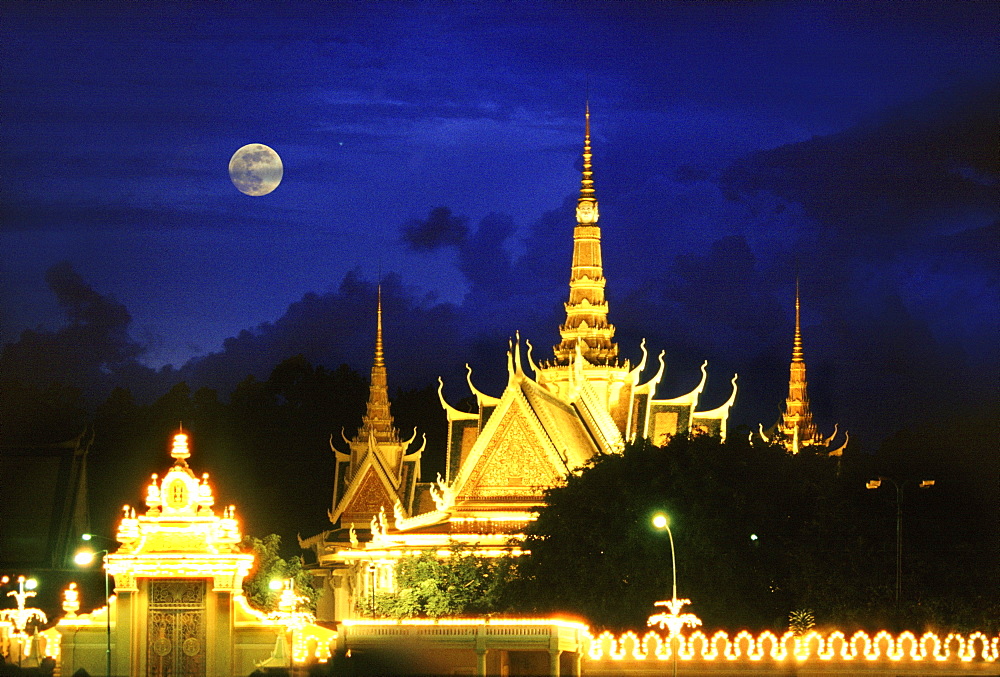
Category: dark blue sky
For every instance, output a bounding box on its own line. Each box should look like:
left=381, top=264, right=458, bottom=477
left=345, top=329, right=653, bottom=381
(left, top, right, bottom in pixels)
left=2, top=1, right=998, bottom=449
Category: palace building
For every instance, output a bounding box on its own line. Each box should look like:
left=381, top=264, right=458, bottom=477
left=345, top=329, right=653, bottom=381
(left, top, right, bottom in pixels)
left=756, top=281, right=848, bottom=455
left=301, top=108, right=737, bottom=623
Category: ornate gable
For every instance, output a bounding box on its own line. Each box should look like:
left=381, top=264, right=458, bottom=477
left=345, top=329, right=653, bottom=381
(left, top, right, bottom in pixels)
left=339, top=466, right=395, bottom=527
left=454, top=393, right=564, bottom=504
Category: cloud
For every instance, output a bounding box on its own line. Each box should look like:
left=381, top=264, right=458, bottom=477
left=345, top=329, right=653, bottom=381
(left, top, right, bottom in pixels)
left=719, top=84, right=1000, bottom=244
left=402, top=206, right=469, bottom=250
left=178, top=270, right=467, bottom=398
left=0, top=262, right=155, bottom=399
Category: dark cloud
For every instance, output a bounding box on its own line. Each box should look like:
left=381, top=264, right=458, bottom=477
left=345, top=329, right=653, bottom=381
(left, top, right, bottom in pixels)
left=0, top=262, right=155, bottom=399
left=402, top=206, right=469, bottom=250
left=46, top=261, right=131, bottom=331
left=719, top=84, right=1000, bottom=243
left=178, top=270, right=467, bottom=398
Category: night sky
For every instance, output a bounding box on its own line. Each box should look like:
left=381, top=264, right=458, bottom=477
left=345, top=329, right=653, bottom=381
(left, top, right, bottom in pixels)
left=2, top=1, right=998, bottom=452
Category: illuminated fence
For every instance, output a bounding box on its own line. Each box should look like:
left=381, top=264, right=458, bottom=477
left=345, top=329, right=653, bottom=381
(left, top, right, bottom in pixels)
left=334, top=618, right=1000, bottom=674
left=585, top=628, right=1000, bottom=664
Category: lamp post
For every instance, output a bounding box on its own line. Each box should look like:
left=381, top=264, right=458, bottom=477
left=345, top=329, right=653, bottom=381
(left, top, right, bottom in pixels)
left=651, top=513, right=677, bottom=603
left=866, top=477, right=935, bottom=609
left=75, top=534, right=114, bottom=677
left=651, top=512, right=679, bottom=677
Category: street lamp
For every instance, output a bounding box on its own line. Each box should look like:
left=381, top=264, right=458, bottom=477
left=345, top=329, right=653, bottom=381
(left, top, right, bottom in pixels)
left=651, top=512, right=679, bottom=677
left=75, top=538, right=113, bottom=677
left=866, top=476, right=935, bottom=608
left=651, top=513, right=677, bottom=603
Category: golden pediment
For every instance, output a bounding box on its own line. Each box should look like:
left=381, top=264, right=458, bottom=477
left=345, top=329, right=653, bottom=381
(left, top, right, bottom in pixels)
left=340, top=468, right=394, bottom=523
left=461, top=405, right=561, bottom=500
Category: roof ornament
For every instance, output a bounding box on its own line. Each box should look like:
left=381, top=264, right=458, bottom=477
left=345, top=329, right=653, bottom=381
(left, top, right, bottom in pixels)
left=828, top=431, right=849, bottom=457
left=628, top=338, right=650, bottom=381
left=513, top=331, right=524, bottom=376
left=429, top=473, right=455, bottom=512
left=370, top=506, right=388, bottom=542
left=640, top=349, right=667, bottom=391
left=506, top=339, right=516, bottom=383
left=466, top=362, right=500, bottom=405
left=437, top=376, right=478, bottom=421
left=170, top=429, right=190, bottom=463
left=524, top=338, right=542, bottom=377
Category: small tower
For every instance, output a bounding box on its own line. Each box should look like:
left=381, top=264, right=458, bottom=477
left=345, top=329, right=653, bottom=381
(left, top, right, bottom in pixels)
left=782, top=280, right=818, bottom=453
left=758, top=282, right=847, bottom=455
left=328, top=286, right=425, bottom=529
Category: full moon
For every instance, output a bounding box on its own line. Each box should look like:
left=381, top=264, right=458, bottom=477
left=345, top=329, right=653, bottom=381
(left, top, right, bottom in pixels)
left=229, top=143, right=283, bottom=196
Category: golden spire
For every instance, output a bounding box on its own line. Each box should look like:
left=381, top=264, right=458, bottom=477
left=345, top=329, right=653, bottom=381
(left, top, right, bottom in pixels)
left=782, top=279, right=817, bottom=452
left=579, top=102, right=595, bottom=206
left=357, top=284, right=398, bottom=444
left=554, top=104, right=618, bottom=366
left=375, top=285, right=385, bottom=370
left=792, top=278, right=804, bottom=363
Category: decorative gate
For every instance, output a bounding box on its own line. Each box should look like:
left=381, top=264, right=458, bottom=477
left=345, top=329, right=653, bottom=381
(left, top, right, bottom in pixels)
left=146, top=579, right=206, bottom=677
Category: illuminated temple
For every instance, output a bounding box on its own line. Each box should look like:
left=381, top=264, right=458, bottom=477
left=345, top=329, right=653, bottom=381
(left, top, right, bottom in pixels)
left=756, top=282, right=848, bottom=455
left=301, top=108, right=737, bottom=622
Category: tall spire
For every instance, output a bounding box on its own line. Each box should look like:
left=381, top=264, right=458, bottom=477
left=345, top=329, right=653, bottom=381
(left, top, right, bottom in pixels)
left=357, top=285, right=398, bottom=444
left=792, top=278, right=804, bottom=363
left=580, top=102, right=596, bottom=206
left=781, top=279, right=817, bottom=453
left=375, top=285, right=385, bottom=370
left=553, top=103, right=618, bottom=366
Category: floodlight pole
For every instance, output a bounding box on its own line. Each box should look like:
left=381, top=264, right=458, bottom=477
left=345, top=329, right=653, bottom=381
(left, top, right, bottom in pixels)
left=867, top=477, right=934, bottom=610
left=665, top=523, right=677, bottom=604
left=652, top=514, right=679, bottom=677
left=98, top=549, right=111, bottom=677
left=81, top=534, right=113, bottom=677
left=666, top=524, right=678, bottom=677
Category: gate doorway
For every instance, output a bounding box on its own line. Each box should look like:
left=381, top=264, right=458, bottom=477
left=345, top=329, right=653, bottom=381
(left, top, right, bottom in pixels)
left=146, top=579, right=206, bottom=677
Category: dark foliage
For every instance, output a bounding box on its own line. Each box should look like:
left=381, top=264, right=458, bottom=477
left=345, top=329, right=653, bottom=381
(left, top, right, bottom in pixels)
left=514, top=431, right=1000, bottom=632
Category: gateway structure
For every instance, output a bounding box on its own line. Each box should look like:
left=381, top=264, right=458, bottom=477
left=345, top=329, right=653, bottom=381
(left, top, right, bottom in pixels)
left=57, top=431, right=290, bottom=677
left=301, top=109, right=737, bottom=622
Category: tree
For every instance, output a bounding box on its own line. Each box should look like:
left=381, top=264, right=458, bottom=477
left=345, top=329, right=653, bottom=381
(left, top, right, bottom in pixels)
left=375, top=548, right=516, bottom=618
left=513, top=434, right=866, bottom=631
left=242, top=534, right=319, bottom=613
